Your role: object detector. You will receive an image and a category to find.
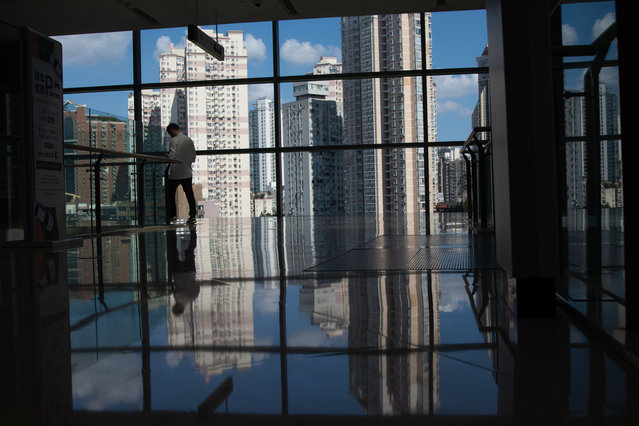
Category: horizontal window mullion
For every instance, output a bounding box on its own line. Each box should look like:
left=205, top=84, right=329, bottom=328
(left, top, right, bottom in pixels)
left=63, top=67, right=490, bottom=94
left=187, top=140, right=464, bottom=157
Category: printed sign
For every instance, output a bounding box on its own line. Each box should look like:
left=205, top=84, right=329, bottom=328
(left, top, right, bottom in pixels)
left=28, top=30, right=65, bottom=241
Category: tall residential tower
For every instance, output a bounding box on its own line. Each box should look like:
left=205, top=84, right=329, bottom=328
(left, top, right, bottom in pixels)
left=341, top=14, right=437, bottom=233
left=249, top=97, right=276, bottom=195
left=159, top=30, right=250, bottom=217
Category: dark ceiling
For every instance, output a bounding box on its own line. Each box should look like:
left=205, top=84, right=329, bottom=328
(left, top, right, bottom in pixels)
left=2, top=0, right=486, bottom=36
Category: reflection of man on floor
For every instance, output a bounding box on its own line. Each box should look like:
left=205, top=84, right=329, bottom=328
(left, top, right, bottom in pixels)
left=167, top=227, right=199, bottom=315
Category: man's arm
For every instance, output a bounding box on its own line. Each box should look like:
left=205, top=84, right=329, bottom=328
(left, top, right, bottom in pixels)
left=188, top=136, right=196, bottom=163
left=167, top=138, right=177, bottom=159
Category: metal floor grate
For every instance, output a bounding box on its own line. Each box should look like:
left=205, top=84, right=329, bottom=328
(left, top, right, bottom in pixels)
left=405, top=247, right=499, bottom=270
left=365, top=233, right=495, bottom=249
left=307, top=235, right=498, bottom=272
left=307, top=248, right=419, bottom=272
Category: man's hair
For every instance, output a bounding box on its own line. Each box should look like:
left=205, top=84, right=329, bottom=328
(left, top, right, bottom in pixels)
left=166, top=123, right=180, bottom=132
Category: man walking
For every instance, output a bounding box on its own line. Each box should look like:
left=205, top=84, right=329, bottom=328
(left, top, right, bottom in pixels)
left=165, top=123, right=197, bottom=225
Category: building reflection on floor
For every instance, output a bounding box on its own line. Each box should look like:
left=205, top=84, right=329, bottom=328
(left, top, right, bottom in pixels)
left=2, top=216, right=638, bottom=425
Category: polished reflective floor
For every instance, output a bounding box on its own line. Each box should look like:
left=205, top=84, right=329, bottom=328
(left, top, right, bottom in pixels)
left=3, top=215, right=639, bottom=425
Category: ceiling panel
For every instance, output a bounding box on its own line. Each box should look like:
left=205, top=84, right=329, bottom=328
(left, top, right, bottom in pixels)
left=2, top=0, right=485, bottom=36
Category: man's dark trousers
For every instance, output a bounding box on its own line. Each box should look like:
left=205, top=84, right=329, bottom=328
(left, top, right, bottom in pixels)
left=166, top=177, right=196, bottom=223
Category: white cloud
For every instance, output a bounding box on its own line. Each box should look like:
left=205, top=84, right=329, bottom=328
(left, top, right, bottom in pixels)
left=439, top=282, right=470, bottom=313
left=571, top=67, right=618, bottom=91
left=280, top=39, right=340, bottom=66
left=433, top=74, right=477, bottom=99
left=154, top=35, right=172, bottom=61
left=153, top=35, right=186, bottom=61
left=54, top=32, right=130, bottom=66
left=252, top=337, right=274, bottom=364
left=165, top=351, right=182, bottom=368
left=73, top=353, right=142, bottom=410
left=562, top=24, right=579, bottom=45
left=593, top=12, right=615, bottom=40
left=598, top=67, right=619, bottom=89
left=248, top=84, right=274, bottom=105
left=245, top=33, right=267, bottom=62
left=437, top=100, right=473, bottom=117
left=288, top=329, right=329, bottom=347
left=253, top=285, right=279, bottom=314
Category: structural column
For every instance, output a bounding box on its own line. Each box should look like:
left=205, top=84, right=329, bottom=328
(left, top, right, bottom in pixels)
left=486, top=0, right=560, bottom=317
left=616, top=0, right=638, bottom=331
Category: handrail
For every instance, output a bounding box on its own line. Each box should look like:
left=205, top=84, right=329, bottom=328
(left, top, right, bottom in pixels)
left=461, top=126, right=491, bottom=153
left=64, top=144, right=180, bottom=233
left=63, top=143, right=181, bottom=164
left=461, top=126, right=493, bottom=233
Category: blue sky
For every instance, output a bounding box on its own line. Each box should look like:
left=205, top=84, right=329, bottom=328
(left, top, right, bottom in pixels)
left=55, top=2, right=616, bottom=142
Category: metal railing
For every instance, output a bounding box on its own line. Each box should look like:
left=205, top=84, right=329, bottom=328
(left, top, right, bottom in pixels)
left=461, top=126, right=493, bottom=232
left=64, top=143, right=179, bottom=233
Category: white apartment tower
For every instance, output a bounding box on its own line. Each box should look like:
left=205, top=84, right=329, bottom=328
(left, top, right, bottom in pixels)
left=313, top=56, right=343, bottom=102
left=249, top=97, right=276, bottom=194
left=159, top=30, right=250, bottom=217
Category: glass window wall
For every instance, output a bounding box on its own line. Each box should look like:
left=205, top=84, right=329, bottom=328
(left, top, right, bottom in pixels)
left=556, top=2, right=624, bottom=310
left=53, top=31, right=133, bottom=88
left=63, top=11, right=490, bottom=237
left=430, top=10, right=487, bottom=69
left=63, top=93, right=137, bottom=234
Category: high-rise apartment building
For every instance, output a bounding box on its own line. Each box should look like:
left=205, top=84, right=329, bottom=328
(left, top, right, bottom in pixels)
left=312, top=56, right=343, bottom=102
left=127, top=90, right=164, bottom=219
left=564, top=82, right=621, bottom=209
left=249, top=97, right=275, bottom=195
left=159, top=30, right=250, bottom=217
left=281, top=56, right=345, bottom=217
left=282, top=80, right=344, bottom=216
left=472, top=46, right=490, bottom=131
left=341, top=14, right=436, bottom=233
left=159, top=45, right=187, bottom=132
left=63, top=100, right=131, bottom=214
left=128, top=90, right=162, bottom=151
left=564, top=90, right=587, bottom=209
left=438, top=149, right=465, bottom=206
left=599, top=83, right=621, bottom=185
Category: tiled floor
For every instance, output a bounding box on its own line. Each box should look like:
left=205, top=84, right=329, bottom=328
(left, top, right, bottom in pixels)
left=3, top=216, right=639, bottom=425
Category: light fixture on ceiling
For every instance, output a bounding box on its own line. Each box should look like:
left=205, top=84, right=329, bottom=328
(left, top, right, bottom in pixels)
left=188, top=25, right=225, bottom=61
left=278, top=0, right=299, bottom=15
left=117, top=1, right=159, bottom=24
left=129, top=7, right=159, bottom=24
left=187, top=0, right=224, bottom=61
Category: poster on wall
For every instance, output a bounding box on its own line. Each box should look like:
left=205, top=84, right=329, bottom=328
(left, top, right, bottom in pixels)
left=27, top=29, right=65, bottom=241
